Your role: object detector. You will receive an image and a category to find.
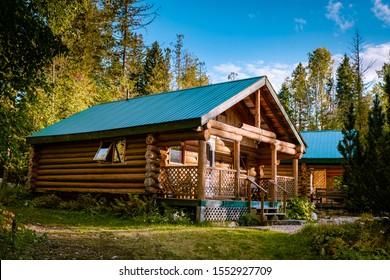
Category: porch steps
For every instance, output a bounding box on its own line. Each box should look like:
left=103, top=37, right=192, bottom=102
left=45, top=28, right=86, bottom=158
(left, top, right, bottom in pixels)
left=250, top=204, right=287, bottom=225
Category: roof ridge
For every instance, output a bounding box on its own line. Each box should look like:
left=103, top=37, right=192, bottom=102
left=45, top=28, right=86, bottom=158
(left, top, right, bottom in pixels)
left=92, top=76, right=265, bottom=106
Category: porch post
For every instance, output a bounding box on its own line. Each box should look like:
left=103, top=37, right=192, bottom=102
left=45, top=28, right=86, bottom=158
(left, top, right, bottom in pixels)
left=292, top=158, right=299, bottom=196
left=255, top=89, right=261, bottom=128
left=197, top=140, right=207, bottom=200
left=270, top=144, right=277, bottom=205
left=234, top=140, right=241, bottom=199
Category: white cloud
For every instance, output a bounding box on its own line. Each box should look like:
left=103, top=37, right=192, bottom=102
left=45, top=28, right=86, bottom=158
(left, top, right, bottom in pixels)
left=213, top=63, right=242, bottom=74
left=294, top=18, right=307, bottom=32
left=210, top=43, right=390, bottom=92
left=372, top=0, right=390, bottom=26
left=361, top=42, right=390, bottom=83
left=325, top=0, right=355, bottom=31
left=212, top=61, right=296, bottom=91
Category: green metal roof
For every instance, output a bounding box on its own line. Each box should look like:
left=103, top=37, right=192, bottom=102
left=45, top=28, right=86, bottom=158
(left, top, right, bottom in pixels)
left=27, top=76, right=267, bottom=144
left=300, top=130, right=344, bottom=164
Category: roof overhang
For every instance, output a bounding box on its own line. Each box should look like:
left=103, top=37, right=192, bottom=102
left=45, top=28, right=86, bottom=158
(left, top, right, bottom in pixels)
left=26, top=118, right=202, bottom=145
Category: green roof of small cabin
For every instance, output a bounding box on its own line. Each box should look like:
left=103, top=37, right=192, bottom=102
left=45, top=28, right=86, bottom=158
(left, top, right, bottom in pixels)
left=27, top=76, right=305, bottom=147
left=300, top=130, right=344, bottom=164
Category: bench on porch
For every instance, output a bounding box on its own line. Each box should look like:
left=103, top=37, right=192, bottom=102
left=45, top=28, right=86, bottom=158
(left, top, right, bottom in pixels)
left=314, top=188, right=347, bottom=209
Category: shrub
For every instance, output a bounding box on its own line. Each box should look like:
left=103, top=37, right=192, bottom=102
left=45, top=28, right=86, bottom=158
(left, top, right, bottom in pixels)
left=32, top=194, right=62, bottom=209
left=0, top=183, right=31, bottom=206
left=287, top=196, right=316, bottom=221
left=299, top=218, right=390, bottom=259
left=237, top=213, right=260, bottom=226
left=0, top=204, right=47, bottom=259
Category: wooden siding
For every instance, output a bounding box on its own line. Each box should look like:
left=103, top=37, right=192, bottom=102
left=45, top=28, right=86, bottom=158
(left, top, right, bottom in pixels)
left=32, top=136, right=148, bottom=194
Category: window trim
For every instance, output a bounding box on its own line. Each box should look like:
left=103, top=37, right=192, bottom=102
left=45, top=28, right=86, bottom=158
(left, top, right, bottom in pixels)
left=168, top=144, right=185, bottom=165
left=93, top=139, right=126, bottom=163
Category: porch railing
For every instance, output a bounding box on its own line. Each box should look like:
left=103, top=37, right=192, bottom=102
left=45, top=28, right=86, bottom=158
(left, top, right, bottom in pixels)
left=276, top=176, right=295, bottom=199
left=257, top=176, right=295, bottom=200
left=205, top=167, right=236, bottom=199
left=159, top=166, right=198, bottom=199
left=159, top=166, right=295, bottom=201
left=159, top=166, right=237, bottom=199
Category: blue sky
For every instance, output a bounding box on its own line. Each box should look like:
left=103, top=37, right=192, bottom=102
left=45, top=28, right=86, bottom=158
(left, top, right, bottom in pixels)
left=142, top=0, right=390, bottom=90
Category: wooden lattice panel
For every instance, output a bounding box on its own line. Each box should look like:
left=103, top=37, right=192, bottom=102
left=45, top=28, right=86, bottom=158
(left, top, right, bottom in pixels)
left=159, top=166, right=198, bottom=199
left=277, top=176, right=295, bottom=199
left=205, top=168, right=236, bottom=198
left=203, top=207, right=248, bottom=221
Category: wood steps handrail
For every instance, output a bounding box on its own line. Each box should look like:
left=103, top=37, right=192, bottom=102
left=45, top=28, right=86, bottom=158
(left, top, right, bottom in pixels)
left=246, top=177, right=268, bottom=194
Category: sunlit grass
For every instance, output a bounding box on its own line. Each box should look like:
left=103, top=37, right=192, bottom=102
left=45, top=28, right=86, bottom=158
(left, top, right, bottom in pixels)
left=7, top=206, right=316, bottom=260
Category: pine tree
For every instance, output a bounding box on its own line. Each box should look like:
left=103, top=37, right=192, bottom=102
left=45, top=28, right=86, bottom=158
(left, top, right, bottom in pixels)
left=141, top=41, right=171, bottom=95
left=350, top=30, right=372, bottom=133
left=335, top=54, right=355, bottom=128
left=278, top=80, right=294, bottom=121
left=307, top=48, right=334, bottom=130
left=290, top=63, right=310, bottom=130
left=337, top=102, right=365, bottom=212
left=109, top=0, right=156, bottom=98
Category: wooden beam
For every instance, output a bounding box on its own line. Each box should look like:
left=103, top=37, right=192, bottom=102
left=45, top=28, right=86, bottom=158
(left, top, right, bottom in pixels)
left=293, top=158, right=299, bottom=196
left=270, top=144, right=277, bottom=205
left=255, top=89, right=261, bottom=128
left=197, top=140, right=207, bottom=200
left=238, top=123, right=276, bottom=139
left=159, top=130, right=210, bottom=142
left=234, top=140, right=240, bottom=199
left=207, top=120, right=297, bottom=154
left=207, top=127, right=243, bottom=142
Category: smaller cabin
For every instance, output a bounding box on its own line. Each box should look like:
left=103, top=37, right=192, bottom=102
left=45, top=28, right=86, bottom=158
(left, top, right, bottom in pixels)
left=26, top=76, right=307, bottom=221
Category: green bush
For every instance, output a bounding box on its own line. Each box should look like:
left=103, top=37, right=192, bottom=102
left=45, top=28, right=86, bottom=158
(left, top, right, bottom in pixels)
left=0, top=183, right=31, bottom=206
left=1, top=204, right=47, bottom=259
left=287, top=196, right=316, bottom=221
left=299, top=218, right=390, bottom=259
left=32, top=194, right=62, bottom=209
left=237, top=213, right=260, bottom=226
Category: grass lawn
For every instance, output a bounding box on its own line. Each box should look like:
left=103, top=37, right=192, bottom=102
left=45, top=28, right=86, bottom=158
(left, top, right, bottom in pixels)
left=5, top=206, right=317, bottom=260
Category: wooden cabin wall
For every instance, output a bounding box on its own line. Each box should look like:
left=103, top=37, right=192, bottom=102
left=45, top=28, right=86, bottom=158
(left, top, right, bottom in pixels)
left=184, top=139, right=234, bottom=168
left=216, top=107, right=257, bottom=149
left=277, top=162, right=343, bottom=197
left=32, top=135, right=149, bottom=194
left=261, top=164, right=294, bottom=178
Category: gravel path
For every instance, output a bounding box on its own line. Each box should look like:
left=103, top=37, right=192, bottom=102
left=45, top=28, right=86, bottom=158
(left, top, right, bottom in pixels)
left=255, top=216, right=361, bottom=234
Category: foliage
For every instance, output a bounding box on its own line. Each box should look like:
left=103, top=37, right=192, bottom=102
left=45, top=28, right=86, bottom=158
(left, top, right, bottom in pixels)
left=0, top=1, right=210, bottom=185
left=339, top=62, right=390, bottom=215
left=237, top=213, right=260, bottom=226
left=0, top=182, right=31, bottom=206
left=299, top=217, right=390, bottom=259
left=28, top=192, right=194, bottom=225
left=335, top=54, right=355, bottom=128
left=286, top=196, right=316, bottom=221
left=0, top=204, right=47, bottom=259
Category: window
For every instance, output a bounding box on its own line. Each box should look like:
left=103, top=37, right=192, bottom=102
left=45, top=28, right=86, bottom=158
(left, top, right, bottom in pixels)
left=169, top=146, right=183, bottom=164
left=94, top=139, right=125, bottom=163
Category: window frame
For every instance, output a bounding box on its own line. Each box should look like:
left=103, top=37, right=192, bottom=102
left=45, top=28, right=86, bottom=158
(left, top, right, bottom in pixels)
left=93, top=139, right=126, bottom=164
left=168, top=144, right=185, bottom=165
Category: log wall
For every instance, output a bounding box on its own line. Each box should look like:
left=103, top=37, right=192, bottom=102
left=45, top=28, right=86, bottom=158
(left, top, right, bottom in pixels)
left=32, top=135, right=149, bottom=194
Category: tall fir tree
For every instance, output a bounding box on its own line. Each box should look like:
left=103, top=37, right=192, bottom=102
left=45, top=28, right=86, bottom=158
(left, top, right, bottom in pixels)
left=290, top=63, right=310, bottom=130
left=141, top=41, right=171, bottom=95
left=335, top=54, right=355, bottom=128
left=307, top=47, right=334, bottom=130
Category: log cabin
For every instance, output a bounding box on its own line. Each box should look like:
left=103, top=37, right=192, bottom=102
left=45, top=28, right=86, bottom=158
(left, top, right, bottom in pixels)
left=26, top=76, right=307, bottom=221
